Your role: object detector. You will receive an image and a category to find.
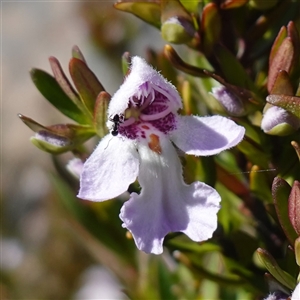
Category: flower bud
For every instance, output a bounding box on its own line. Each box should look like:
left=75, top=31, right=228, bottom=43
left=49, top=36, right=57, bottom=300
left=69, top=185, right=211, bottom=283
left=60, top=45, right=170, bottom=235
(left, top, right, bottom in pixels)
left=261, top=105, right=300, bottom=136
left=34, top=131, right=71, bottom=147
left=19, top=114, right=95, bottom=154
left=211, top=86, right=246, bottom=116
left=160, top=0, right=199, bottom=47
left=161, top=16, right=195, bottom=44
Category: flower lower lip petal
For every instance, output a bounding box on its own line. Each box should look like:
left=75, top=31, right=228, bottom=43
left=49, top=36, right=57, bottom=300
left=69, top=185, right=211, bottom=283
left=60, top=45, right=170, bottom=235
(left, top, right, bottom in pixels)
left=119, top=136, right=221, bottom=254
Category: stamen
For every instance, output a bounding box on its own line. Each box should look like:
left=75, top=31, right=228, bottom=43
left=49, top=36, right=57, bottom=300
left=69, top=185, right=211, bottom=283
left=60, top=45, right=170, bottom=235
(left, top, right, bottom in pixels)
left=150, top=83, right=174, bottom=104
left=140, top=105, right=173, bottom=121
left=139, top=93, right=154, bottom=111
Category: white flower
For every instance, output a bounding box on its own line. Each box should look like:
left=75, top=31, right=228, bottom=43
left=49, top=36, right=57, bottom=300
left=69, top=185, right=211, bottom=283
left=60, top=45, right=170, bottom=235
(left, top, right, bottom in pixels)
left=78, top=56, right=245, bottom=254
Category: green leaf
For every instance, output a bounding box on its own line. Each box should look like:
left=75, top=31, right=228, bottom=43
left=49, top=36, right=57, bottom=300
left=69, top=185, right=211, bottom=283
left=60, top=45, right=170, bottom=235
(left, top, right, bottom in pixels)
left=269, top=22, right=290, bottom=72
left=72, top=45, right=87, bottom=63
left=201, top=3, right=221, bottom=54
left=236, top=120, right=270, bottom=168
left=250, top=165, right=273, bottom=202
left=49, top=56, right=87, bottom=113
left=93, top=91, right=110, bottom=137
left=214, top=45, right=256, bottom=91
left=256, top=248, right=297, bottom=290
left=30, top=69, right=90, bottom=124
left=267, top=38, right=295, bottom=93
left=295, top=237, right=300, bottom=267
left=237, top=139, right=269, bottom=169
left=220, top=0, right=248, bottom=9
left=69, top=58, right=105, bottom=115
left=161, top=0, right=192, bottom=23
left=272, top=177, right=298, bottom=245
left=288, top=181, right=300, bottom=236
left=114, top=2, right=161, bottom=29
left=121, top=52, right=131, bottom=76
left=180, top=0, right=200, bottom=13
left=157, top=259, right=177, bottom=300
left=270, top=70, right=294, bottom=95
left=164, top=44, right=212, bottom=77
left=266, top=95, right=300, bottom=119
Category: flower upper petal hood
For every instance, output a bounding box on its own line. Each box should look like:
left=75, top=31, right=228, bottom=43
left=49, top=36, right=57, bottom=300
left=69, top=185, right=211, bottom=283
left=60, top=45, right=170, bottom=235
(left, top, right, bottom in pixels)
left=108, top=56, right=182, bottom=116
left=171, top=115, right=245, bottom=156
left=78, top=135, right=139, bottom=201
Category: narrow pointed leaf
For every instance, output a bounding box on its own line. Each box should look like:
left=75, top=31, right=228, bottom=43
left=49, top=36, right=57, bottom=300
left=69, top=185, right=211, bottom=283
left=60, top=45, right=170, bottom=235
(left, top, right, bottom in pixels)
left=237, top=139, right=269, bottom=169
left=160, top=0, right=191, bottom=23
left=30, top=69, right=90, bottom=124
left=49, top=56, right=84, bottom=109
left=215, top=157, right=248, bottom=197
left=266, top=95, right=300, bottom=119
left=269, top=26, right=287, bottom=67
left=295, top=237, right=300, bottom=266
left=214, top=45, right=256, bottom=91
left=220, top=0, right=248, bottom=9
left=270, top=70, right=294, bottom=96
left=288, top=181, right=300, bottom=235
left=164, top=44, right=211, bottom=77
left=201, top=3, right=221, bottom=54
left=250, top=165, right=272, bottom=202
left=272, top=177, right=298, bottom=245
left=114, top=2, right=161, bottom=29
left=93, top=91, right=110, bottom=137
left=69, top=57, right=105, bottom=114
left=18, top=113, right=47, bottom=132
left=180, top=0, right=200, bottom=13
left=122, top=52, right=131, bottom=76
left=267, top=38, right=294, bottom=92
left=256, top=248, right=296, bottom=290
left=291, top=141, right=300, bottom=161
left=72, top=45, right=87, bottom=63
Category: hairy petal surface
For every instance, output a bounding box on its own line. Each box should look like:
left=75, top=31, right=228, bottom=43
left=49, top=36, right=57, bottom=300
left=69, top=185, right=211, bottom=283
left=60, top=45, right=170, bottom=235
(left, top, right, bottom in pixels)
left=120, top=134, right=221, bottom=254
left=261, top=105, right=300, bottom=133
left=171, top=115, right=245, bottom=156
left=108, top=56, right=182, bottom=116
left=78, top=135, right=139, bottom=201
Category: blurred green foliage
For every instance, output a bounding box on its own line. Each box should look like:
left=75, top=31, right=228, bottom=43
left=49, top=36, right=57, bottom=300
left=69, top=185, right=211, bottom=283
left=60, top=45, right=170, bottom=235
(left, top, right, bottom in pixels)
left=15, top=0, right=300, bottom=299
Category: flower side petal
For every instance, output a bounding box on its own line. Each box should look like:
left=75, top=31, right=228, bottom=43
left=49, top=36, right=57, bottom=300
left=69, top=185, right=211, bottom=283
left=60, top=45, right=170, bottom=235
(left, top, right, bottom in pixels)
left=78, top=135, right=139, bottom=201
left=171, top=115, right=245, bottom=156
left=120, top=135, right=220, bottom=254
left=108, top=56, right=182, bottom=115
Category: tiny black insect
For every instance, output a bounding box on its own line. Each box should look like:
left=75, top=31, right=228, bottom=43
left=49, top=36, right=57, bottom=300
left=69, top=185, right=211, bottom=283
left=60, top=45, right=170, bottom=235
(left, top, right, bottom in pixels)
left=109, top=114, right=124, bottom=136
